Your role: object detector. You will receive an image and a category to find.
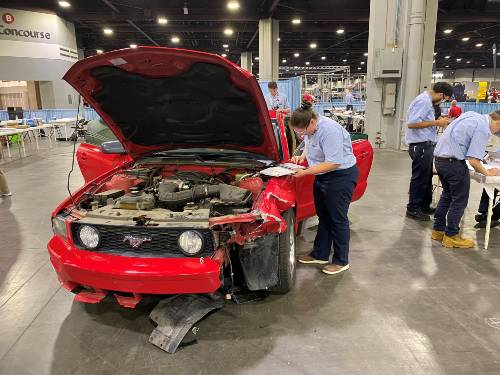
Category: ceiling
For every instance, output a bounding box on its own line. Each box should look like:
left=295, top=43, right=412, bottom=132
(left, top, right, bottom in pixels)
left=3, top=0, right=500, bottom=77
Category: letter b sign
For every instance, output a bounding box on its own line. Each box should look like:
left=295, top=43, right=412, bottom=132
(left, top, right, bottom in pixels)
left=2, top=13, right=15, bottom=24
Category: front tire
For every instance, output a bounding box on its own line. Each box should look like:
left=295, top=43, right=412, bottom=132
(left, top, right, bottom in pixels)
left=272, top=209, right=296, bottom=293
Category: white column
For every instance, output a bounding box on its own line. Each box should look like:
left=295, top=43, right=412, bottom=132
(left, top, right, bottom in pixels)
left=259, top=19, right=279, bottom=81
left=241, top=51, right=252, bottom=73
left=365, top=0, right=438, bottom=149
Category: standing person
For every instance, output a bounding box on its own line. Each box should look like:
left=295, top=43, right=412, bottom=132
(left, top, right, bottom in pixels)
left=432, top=111, right=500, bottom=248
left=291, top=101, right=358, bottom=275
left=344, top=90, right=355, bottom=131
left=405, top=82, right=453, bottom=221
left=265, top=81, right=290, bottom=114
left=448, top=100, right=462, bottom=119
left=0, top=167, right=11, bottom=198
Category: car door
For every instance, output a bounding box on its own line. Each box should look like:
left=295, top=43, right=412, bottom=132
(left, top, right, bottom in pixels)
left=351, top=139, right=373, bottom=201
left=77, top=143, right=131, bottom=183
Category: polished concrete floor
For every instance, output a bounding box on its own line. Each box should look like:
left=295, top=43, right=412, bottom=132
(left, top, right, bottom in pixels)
left=0, top=141, right=499, bottom=375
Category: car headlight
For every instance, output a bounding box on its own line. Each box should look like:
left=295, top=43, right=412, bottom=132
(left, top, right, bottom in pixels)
left=52, top=215, right=68, bottom=239
left=78, top=225, right=101, bottom=249
left=178, top=230, right=203, bottom=256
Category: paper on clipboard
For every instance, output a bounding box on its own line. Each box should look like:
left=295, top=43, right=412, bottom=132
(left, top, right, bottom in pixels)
left=259, top=163, right=304, bottom=177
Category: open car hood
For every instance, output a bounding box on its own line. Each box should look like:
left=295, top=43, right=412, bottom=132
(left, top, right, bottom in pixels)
left=64, top=47, right=280, bottom=161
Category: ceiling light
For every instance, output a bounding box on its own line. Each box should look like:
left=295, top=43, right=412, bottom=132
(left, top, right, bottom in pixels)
left=171, top=36, right=180, bottom=43
left=433, top=60, right=436, bottom=63
left=445, top=65, right=449, bottom=68
left=103, top=28, right=113, bottom=35
left=222, top=44, right=229, bottom=48
left=443, top=29, right=453, bottom=34
left=305, top=61, right=310, bottom=65
left=277, top=37, right=281, bottom=42
left=294, top=52, right=300, bottom=57
left=342, top=59, right=347, bottom=62
left=475, top=43, right=483, bottom=47
left=96, top=49, right=103, bottom=54
left=361, top=61, right=365, bottom=65
left=282, top=59, right=287, bottom=63
left=497, top=52, right=500, bottom=56
left=357, top=67, right=361, bottom=70
left=158, top=17, right=168, bottom=25
left=255, top=56, right=259, bottom=60
left=456, top=58, right=462, bottom=62
left=444, top=55, right=450, bottom=59
left=482, top=64, right=486, bottom=67
left=309, top=43, right=317, bottom=49
left=292, top=18, right=301, bottom=25
left=461, top=37, right=470, bottom=42
left=227, top=1, right=240, bottom=11
left=58, top=1, right=71, bottom=8
left=221, top=53, right=227, bottom=57
left=129, top=44, right=137, bottom=49
left=224, top=28, right=234, bottom=36
left=321, top=56, right=326, bottom=60
left=466, top=61, right=471, bottom=64
left=364, top=52, right=368, bottom=57
left=337, top=29, right=345, bottom=34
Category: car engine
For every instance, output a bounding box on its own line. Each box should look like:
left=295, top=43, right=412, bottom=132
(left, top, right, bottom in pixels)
left=76, top=168, right=260, bottom=229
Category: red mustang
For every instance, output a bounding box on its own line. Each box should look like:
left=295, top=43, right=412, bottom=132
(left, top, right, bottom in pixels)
left=48, top=47, right=373, bottom=308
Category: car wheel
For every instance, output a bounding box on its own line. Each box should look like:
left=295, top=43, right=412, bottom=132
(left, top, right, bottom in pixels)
left=272, top=209, right=296, bottom=293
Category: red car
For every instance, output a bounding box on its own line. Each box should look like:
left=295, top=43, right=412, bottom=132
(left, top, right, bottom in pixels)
left=48, top=47, right=373, bottom=308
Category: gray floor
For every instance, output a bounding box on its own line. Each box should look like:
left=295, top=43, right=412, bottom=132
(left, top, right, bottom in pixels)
left=0, top=142, right=499, bottom=375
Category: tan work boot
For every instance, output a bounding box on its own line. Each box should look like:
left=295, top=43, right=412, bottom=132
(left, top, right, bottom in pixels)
left=431, top=230, right=444, bottom=241
left=322, top=264, right=350, bottom=275
left=297, top=254, right=328, bottom=265
left=442, top=234, right=475, bottom=249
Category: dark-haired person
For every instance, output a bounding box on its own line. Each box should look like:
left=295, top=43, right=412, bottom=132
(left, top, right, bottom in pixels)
left=265, top=81, right=290, bottom=114
left=291, top=101, right=358, bottom=275
left=432, top=110, right=500, bottom=248
left=405, top=82, right=453, bottom=221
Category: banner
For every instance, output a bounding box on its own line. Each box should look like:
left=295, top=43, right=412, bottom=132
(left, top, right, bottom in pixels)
left=477, top=81, right=488, bottom=101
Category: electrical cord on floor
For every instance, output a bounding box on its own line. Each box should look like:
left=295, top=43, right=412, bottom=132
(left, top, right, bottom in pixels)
left=67, top=95, right=82, bottom=211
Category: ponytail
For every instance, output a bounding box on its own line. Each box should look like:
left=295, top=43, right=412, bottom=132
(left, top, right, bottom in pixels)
left=291, top=100, right=317, bottom=129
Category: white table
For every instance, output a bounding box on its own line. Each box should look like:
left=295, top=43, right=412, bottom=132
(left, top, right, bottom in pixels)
left=469, top=166, right=500, bottom=250
left=332, top=112, right=366, bottom=132
left=49, top=118, right=76, bottom=141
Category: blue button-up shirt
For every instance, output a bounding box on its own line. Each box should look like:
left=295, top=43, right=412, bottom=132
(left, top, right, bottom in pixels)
left=345, top=93, right=354, bottom=105
left=434, top=112, right=491, bottom=160
left=265, top=92, right=289, bottom=110
left=405, top=91, right=437, bottom=144
left=305, top=116, right=357, bottom=172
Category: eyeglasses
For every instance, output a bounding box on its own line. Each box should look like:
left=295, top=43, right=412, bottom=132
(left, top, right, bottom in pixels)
left=294, top=123, right=310, bottom=135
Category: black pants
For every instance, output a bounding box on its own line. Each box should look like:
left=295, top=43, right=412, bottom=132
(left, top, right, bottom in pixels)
left=433, top=159, right=470, bottom=236
left=311, top=166, right=359, bottom=266
left=407, top=142, right=435, bottom=212
left=346, top=105, right=354, bottom=131
left=478, top=189, right=500, bottom=219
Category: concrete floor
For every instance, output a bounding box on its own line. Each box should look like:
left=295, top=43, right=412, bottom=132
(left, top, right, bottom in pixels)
left=0, top=141, right=500, bottom=375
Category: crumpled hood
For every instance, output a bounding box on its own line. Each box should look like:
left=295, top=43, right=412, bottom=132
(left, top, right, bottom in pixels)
left=63, top=47, right=280, bottom=161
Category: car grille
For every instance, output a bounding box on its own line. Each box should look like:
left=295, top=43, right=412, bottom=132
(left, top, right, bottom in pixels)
left=71, top=223, right=215, bottom=258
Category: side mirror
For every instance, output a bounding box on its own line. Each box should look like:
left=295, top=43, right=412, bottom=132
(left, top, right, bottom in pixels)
left=101, top=141, right=126, bottom=154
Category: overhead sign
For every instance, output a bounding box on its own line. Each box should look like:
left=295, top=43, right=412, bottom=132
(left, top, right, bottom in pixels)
left=0, top=7, right=77, bottom=62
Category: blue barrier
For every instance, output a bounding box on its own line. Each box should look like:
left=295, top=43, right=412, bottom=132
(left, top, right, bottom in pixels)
left=440, top=102, right=500, bottom=115
left=314, top=102, right=366, bottom=115
left=0, top=108, right=100, bottom=122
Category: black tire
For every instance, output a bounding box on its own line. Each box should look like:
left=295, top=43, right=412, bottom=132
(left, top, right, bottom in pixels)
left=272, top=209, right=297, bottom=293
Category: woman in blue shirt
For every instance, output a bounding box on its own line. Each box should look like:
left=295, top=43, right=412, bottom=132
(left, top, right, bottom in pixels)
left=291, top=101, right=358, bottom=275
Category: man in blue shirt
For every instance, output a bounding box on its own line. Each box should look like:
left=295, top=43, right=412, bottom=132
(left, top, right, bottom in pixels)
left=405, top=82, right=453, bottom=221
left=432, top=110, right=500, bottom=248
left=344, top=90, right=355, bottom=131
left=265, top=81, right=290, bottom=114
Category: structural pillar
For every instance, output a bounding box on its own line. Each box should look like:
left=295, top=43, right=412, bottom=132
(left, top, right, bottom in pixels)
left=365, top=0, right=438, bottom=149
left=241, top=51, right=252, bottom=73
left=259, top=19, right=279, bottom=81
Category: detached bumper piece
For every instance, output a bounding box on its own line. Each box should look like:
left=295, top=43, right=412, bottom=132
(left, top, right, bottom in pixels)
left=73, top=287, right=143, bottom=308
left=149, top=293, right=224, bottom=353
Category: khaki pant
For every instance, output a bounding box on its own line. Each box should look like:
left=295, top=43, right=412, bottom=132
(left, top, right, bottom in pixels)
left=0, top=167, right=10, bottom=194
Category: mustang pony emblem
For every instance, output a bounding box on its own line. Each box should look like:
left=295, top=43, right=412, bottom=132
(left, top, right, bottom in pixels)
left=123, top=235, right=152, bottom=248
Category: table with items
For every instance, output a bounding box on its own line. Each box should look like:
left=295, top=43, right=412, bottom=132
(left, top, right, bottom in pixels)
left=468, top=151, right=500, bottom=250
